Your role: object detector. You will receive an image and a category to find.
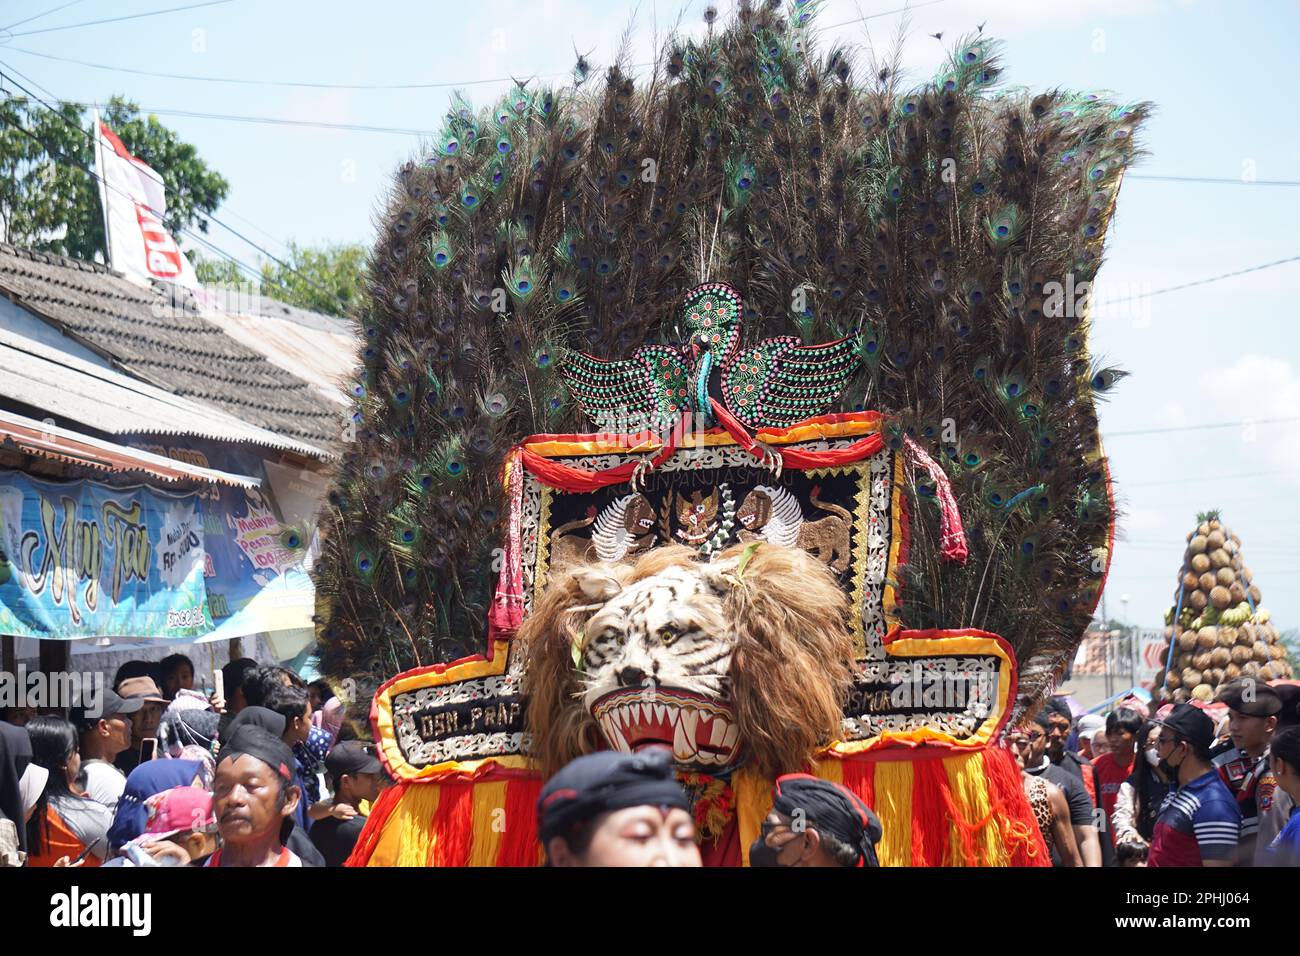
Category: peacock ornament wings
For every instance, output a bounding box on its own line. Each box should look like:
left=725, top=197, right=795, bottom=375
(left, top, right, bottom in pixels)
left=561, top=281, right=857, bottom=432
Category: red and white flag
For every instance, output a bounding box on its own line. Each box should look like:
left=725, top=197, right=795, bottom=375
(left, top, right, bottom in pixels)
left=91, top=109, right=200, bottom=289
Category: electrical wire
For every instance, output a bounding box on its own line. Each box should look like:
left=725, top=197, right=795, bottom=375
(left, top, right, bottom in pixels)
left=1132, top=254, right=1300, bottom=299
left=0, top=66, right=333, bottom=299
left=1, top=0, right=89, bottom=33
left=3, top=0, right=232, bottom=39
left=1104, top=416, right=1300, bottom=438
left=0, top=1, right=943, bottom=90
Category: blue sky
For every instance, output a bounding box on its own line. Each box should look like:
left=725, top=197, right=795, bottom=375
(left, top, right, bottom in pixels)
left=1, top=0, right=1297, bottom=635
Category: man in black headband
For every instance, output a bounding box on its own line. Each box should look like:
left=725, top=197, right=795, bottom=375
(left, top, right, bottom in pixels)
left=537, top=748, right=701, bottom=867
left=749, top=773, right=882, bottom=867
left=209, top=726, right=306, bottom=867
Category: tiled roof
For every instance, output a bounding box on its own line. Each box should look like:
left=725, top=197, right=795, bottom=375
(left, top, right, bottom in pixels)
left=0, top=244, right=342, bottom=451
left=0, top=327, right=328, bottom=458
left=191, top=286, right=357, bottom=408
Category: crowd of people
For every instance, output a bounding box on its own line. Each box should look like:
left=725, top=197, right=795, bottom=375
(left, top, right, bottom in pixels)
left=0, top=656, right=375, bottom=868
left=1, top=655, right=1298, bottom=867
left=1008, top=680, right=1300, bottom=867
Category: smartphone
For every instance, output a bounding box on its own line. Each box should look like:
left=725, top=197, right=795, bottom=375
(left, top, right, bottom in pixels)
left=69, top=842, right=96, bottom=866
left=139, top=737, right=157, bottom=763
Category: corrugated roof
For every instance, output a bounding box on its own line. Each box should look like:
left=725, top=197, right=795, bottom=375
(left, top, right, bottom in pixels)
left=0, top=409, right=261, bottom=487
left=0, top=327, right=330, bottom=458
left=190, top=286, right=358, bottom=408
left=0, top=244, right=341, bottom=450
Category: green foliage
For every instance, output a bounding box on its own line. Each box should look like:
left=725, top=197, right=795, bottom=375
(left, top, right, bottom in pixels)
left=192, top=255, right=245, bottom=288
left=257, top=242, right=367, bottom=317
left=0, top=96, right=228, bottom=263
left=193, top=242, right=367, bottom=318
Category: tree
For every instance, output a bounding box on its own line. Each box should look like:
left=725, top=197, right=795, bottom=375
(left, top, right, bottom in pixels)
left=0, top=96, right=228, bottom=262
left=194, top=242, right=367, bottom=318
left=259, top=242, right=367, bottom=317
left=192, top=255, right=247, bottom=289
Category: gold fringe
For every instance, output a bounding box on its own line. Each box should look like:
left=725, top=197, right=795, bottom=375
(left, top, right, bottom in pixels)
left=469, top=781, right=509, bottom=866
left=370, top=783, right=442, bottom=867
left=872, top=761, right=914, bottom=866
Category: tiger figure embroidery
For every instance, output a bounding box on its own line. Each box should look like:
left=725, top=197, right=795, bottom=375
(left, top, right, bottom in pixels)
left=520, top=543, right=855, bottom=780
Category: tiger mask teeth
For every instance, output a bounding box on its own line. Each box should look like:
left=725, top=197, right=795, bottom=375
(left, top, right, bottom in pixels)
left=590, top=686, right=742, bottom=772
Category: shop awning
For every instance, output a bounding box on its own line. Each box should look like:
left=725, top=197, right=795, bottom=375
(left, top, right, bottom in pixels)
left=0, top=409, right=261, bottom=487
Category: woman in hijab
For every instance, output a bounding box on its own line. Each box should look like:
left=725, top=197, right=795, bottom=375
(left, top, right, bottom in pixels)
left=107, top=758, right=203, bottom=851
left=24, top=716, right=114, bottom=867
left=158, top=707, right=220, bottom=785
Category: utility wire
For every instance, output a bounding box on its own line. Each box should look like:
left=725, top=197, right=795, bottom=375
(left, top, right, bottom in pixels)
left=1105, top=416, right=1300, bottom=438
left=1, top=0, right=89, bottom=33
left=0, top=1, right=941, bottom=90
left=1129, top=174, right=1300, bottom=187
left=1133, top=254, right=1300, bottom=299
left=3, top=0, right=232, bottom=39
left=0, top=43, right=573, bottom=90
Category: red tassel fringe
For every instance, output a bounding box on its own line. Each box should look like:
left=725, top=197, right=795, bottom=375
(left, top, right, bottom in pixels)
left=984, top=747, right=1051, bottom=867
left=428, top=783, right=474, bottom=867
left=495, top=777, right=543, bottom=867
left=343, top=780, right=407, bottom=867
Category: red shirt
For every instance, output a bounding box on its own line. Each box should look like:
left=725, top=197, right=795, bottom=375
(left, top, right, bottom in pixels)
left=1092, top=750, right=1136, bottom=843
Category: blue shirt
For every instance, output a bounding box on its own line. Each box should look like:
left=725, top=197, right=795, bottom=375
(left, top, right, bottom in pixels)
left=1149, top=770, right=1241, bottom=867
left=1265, top=806, right=1300, bottom=866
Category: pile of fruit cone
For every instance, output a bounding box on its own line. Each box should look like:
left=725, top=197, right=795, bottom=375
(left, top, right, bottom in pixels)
left=1154, top=511, right=1291, bottom=704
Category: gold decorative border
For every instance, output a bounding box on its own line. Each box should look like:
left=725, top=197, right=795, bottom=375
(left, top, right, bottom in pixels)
left=371, top=639, right=533, bottom=782
left=883, top=451, right=906, bottom=629
left=532, top=485, right=556, bottom=604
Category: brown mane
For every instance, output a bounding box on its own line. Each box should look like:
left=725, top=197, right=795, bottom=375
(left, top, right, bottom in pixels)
left=518, top=542, right=854, bottom=779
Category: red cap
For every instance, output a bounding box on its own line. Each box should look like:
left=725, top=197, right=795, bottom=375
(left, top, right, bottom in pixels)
left=143, top=786, right=215, bottom=837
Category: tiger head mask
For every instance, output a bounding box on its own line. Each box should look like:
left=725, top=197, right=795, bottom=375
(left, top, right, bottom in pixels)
left=520, top=542, right=854, bottom=779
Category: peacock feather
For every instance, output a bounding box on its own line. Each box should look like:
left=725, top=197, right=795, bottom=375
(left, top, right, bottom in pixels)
left=313, top=6, right=1149, bottom=717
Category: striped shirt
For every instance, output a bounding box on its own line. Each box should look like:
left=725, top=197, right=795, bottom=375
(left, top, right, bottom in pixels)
left=1148, top=770, right=1241, bottom=867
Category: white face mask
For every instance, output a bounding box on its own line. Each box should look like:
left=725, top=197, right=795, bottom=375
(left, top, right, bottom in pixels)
left=1144, top=746, right=1160, bottom=768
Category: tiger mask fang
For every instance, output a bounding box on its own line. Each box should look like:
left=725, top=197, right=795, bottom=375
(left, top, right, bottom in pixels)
left=520, top=542, right=855, bottom=779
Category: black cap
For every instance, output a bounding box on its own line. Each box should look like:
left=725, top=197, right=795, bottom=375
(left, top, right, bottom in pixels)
left=1154, top=703, right=1217, bottom=753
left=1216, top=679, right=1283, bottom=717
left=772, top=774, right=883, bottom=867
left=71, top=688, right=143, bottom=727
left=325, top=741, right=382, bottom=778
left=537, top=748, right=689, bottom=845
left=1273, top=684, right=1300, bottom=728
left=220, top=725, right=296, bottom=783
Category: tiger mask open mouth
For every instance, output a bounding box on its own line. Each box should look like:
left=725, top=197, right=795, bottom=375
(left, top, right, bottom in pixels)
left=521, top=542, right=855, bottom=780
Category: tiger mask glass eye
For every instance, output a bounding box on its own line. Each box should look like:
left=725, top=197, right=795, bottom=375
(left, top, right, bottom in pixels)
left=659, top=627, right=679, bottom=646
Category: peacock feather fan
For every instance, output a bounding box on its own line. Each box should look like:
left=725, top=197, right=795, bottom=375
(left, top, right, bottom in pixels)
left=313, top=4, right=1149, bottom=719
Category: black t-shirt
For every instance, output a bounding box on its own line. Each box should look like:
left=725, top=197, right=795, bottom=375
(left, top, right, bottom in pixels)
left=1027, top=760, right=1093, bottom=866
left=287, top=822, right=325, bottom=867
left=310, top=814, right=367, bottom=867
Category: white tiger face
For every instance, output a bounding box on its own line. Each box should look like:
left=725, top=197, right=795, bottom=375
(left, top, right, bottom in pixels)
left=577, top=563, right=743, bottom=771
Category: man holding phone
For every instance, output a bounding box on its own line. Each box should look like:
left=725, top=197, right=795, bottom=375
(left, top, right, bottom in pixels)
left=113, top=677, right=168, bottom=774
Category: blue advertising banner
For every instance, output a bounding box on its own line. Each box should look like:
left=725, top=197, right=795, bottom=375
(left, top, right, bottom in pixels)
left=128, top=439, right=326, bottom=640
left=0, top=472, right=212, bottom=639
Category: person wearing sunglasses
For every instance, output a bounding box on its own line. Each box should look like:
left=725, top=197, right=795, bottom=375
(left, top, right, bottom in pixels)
left=1008, top=723, right=1084, bottom=867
